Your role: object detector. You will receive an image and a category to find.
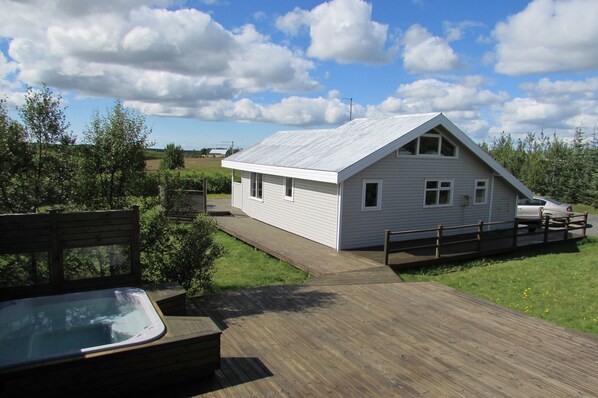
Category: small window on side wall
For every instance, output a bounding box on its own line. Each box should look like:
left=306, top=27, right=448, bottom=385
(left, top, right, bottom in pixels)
left=362, top=179, right=382, bottom=211
left=284, top=177, right=294, bottom=201
left=250, top=172, right=263, bottom=200
left=424, top=179, right=453, bottom=207
left=474, top=179, right=488, bottom=205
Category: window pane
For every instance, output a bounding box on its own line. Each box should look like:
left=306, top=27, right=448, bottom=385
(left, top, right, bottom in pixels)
left=398, top=139, right=417, bottom=155
left=426, top=181, right=438, bottom=189
left=64, top=245, right=130, bottom=280
left=0, top=252, right=50, bottom=287
left=440, top=181, right=451, bottom=188
left=365, top=183, right=378, bottom=207
left=475, top=189, right=485, bottom=203
left=439, top=190, right=451, bottom=205
left=257, top=174, right=262, bottom=198
left=419, top=136, right=439, bottom=155
left=285, top=177, right=293, bottom=197
left=476, top=180, right=486, bottom=188
left=425, top=190, right=437, bottom=206
left=440, top=138, right=456, bottom=156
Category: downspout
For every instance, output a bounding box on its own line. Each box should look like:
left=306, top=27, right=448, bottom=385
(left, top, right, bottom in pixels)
left=488, top=175, right=495, bottom=231
left=336, top=182, right=344, bottom=250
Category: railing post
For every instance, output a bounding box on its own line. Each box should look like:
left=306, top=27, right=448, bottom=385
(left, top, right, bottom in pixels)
left=512, top=220, right=518, bottom=248
left=435, top=225, right=443, bottom=258
left=583, top=212, right=588, bottom=237
left=543, top=215, right=550, bottom=243
left=477, top=221, right=483, bottom=252
left=564, top=214, right=570, bottom=241
left=384, top=229, right=390, bottom=265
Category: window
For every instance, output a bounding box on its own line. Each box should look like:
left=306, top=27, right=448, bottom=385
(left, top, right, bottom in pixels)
left=424, top=179, right=453, bottom=207
left=284, top=177, right=294, bottom=201
left=362, top=179, right=382, bottom=211
left=474, top=179, right=488, bottom=205
left=250, top=172, right=263, bottom=200
left=232, top=169, right=241, bottom=183
left=397, top=134, right=457, bottom=157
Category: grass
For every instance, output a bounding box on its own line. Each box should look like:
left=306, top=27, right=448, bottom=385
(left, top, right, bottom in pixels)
left=145, top=157, right=225, bottom=172
left=211, top=231, right=312, bottom=293
left=400, top=237, right=598, bottom=335
left=573, top=203, right=598, bottom=215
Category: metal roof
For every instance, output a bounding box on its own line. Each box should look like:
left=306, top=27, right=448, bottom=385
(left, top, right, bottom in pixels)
left=222, top=113, right=532, bottom=198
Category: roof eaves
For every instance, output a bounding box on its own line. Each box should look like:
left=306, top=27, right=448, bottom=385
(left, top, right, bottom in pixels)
left=221, top=159, right=339, bottom=184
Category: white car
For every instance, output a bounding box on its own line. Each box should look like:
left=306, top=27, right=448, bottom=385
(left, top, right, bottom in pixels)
left=517, top=196, right=573, bottom=230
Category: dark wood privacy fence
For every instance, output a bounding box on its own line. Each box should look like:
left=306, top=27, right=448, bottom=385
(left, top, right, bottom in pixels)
left=160, top=177, right=208, bottom=222
left=0, top=206, right=141, bottom=300
left=383, top=212, right=588, bottom=265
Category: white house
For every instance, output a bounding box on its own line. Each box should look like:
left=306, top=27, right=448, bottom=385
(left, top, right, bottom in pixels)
left=222, top=113, right=533, bottom=250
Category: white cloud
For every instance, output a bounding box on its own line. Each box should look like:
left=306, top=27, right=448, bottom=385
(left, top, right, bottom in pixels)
left=491, top=77, right=598, bottom=138
left=493, top=0, right=598, bottom=75
left=367, top=77, right=508, bottom=137
left=0, top=0, right=320, bottom=112
left=126, top=95, right=354, bottom=126
left=402, top=25, right=459, bottom=73
left=276, top=0, right=394, bottom=64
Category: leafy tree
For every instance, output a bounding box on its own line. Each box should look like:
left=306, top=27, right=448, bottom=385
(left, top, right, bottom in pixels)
left=18, top=85, right=75, bottom=211
left=0, top=99, right=33, bottom=212
left=80, top=100, right=152, bottom=209
left=160, top=143, right=185, bottom=170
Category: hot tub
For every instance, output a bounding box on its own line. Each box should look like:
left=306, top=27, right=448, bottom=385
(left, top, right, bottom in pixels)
left=0, top=287, right=166, bottom=368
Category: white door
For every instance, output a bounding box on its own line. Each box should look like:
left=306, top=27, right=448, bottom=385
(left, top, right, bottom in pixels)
left=232, top=182, right=242, bottom=209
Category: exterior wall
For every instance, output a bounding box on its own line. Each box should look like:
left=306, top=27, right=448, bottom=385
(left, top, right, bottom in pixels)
left=339, top=144, right=519, bottom=249
left=240, top=172, right=339, bottom=248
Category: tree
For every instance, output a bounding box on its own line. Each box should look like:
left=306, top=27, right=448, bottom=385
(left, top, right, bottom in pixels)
left=18, top=85, right=75, bottom=211
left=81, top=100, right=152, bottom=209
left=0, top=99, right=33, bottom=212
left=160, top=143, right=185, bottom=170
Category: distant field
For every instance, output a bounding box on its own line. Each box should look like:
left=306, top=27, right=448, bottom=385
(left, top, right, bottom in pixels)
left=146, top=157, right=226, bottom=172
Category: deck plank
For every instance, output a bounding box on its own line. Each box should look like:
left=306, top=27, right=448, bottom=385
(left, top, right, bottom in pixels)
left=174, top=282, right=598, bottom=397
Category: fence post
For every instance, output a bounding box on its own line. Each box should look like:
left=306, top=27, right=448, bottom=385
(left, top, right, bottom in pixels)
left=477, top=221, right=483, bottom=252
left=543, top=215, right=550, bottom=243
left=435, top=225, right=443, bottom=258
left=131, top=205, right=142, bottom=285
left=202, top=177, right=208, bottom=214
left=49, top=209, right=63, bottom=293
left=512, top=220, right=518, bottom=248
left=564, top=214, right=570, bottom=241
left=384, top=230, right=390, bottom=265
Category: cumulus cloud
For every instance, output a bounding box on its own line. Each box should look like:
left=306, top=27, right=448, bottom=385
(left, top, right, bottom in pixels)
left=0, top=0, right=320, bottom=112
left=276, top=0, right=394, bottom=64
left=367, top=77, right=508, bottom=137
left=493, top=0, right=598, bottom=75
left=126, top=95, right=354, bottom=126
left=402, top=25, right=459, bottom=73
left=491, top=77, right=598, bottom=138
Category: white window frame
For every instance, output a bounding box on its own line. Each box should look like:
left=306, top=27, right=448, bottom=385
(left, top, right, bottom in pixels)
left=396, top=134, right=458, bottom=158
left=474, top=179, right=488, bottom=205
left=361, top=179, right=382, bottom=211
left=284, top=177, right=294, bottom=201
left=423, top=179, right=454, bottom=208
left=250, top=172, right=263, bottom=201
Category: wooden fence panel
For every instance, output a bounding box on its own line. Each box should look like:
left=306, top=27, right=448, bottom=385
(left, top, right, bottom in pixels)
left=0, top=206, right=141, bottom=300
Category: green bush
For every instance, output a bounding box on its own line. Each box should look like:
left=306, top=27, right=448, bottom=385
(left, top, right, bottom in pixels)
left=140, top=209, right=224, bottom=295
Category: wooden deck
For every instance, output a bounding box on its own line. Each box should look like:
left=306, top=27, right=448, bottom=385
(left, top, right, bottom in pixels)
left=154, top=281, right=598, bottom=397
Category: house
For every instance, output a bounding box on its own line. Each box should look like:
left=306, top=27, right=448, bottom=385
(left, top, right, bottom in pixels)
left=221, top=113, right=533, bottom=250
left=209, top=148, right=227, bottom=158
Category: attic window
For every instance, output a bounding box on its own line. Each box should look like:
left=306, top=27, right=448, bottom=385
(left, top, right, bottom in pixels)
left=397, top=134, right=457, bottom=157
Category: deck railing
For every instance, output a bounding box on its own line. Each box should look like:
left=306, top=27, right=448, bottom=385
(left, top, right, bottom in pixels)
left=383, top=212, right=588, bottom=265
left=0, top=206, right=141, bottom=300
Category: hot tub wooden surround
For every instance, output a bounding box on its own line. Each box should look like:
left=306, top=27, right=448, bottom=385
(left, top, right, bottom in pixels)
left=0, top=286, right=221, bottom=398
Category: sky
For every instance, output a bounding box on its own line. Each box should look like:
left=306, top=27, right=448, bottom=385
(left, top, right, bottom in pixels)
left=1, top=0, right=597, bottom=150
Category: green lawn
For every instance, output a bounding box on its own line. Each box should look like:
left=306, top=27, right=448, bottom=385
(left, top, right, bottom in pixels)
left=400, top=237, right=598, bottom=335
left=211, top=231, right=312, bottom=292
left=573, top=203, right=598, bottom=215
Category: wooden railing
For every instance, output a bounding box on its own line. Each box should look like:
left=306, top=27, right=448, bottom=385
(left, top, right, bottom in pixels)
left=383, top=212, right=588, bottom=265
left=160, top=177, right=208, bottom=221
left=0, top=206, right=141, bottom=300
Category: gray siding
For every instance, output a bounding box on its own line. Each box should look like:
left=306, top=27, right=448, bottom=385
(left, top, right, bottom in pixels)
left=339, top=144, right=519, bottom=249
left=240, top=172, right=339, bottom=248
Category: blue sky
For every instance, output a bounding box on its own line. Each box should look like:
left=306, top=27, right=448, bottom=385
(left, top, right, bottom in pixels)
left=1, top=0, right=597, bottom=149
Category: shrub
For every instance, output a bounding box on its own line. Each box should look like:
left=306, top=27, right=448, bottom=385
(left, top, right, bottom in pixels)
left=140, top=209, right=224, bottom=295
